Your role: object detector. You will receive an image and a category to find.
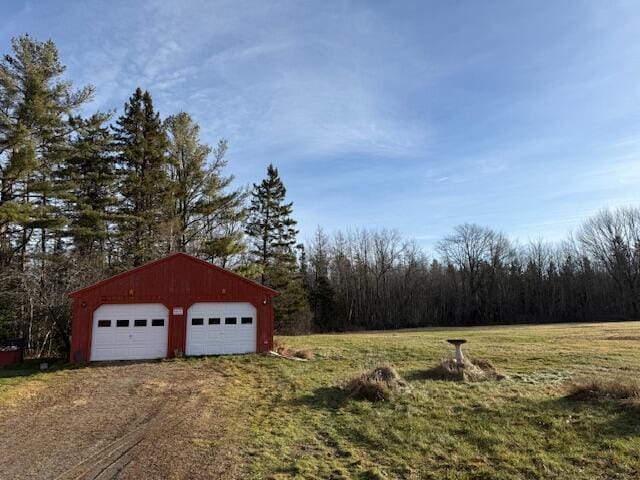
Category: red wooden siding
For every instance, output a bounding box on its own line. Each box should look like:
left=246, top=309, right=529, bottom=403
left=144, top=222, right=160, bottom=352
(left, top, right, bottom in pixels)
left=69, top=253, right=277, bottom=363
left=0, top=349, right=22, bottom=366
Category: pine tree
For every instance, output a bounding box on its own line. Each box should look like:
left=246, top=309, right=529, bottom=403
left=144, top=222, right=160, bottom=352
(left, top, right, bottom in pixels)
left=245, top=164, right=311, bottom=332
left=164, top=113, right=245, bottom=261
left=197, top=139, right=247, bottom=266
left=0, top=35, right=93, bottom=267
left=113, top=88, right=169, bottom=267
left=246, top=164, right=294, bottom=283
left=59, top=113, right=116, bottom=257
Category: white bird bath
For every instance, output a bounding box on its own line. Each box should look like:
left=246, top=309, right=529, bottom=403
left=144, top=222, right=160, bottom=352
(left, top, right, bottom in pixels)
left=447, top=339, right=467, bottom=368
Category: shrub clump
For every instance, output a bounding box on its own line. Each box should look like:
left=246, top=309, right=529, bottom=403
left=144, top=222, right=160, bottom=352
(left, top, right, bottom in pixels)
left=566, top=377, right=640, bottom=403
left=345, top=364, right=408, bottom=402
left=425, top=357, right=505, bottom=382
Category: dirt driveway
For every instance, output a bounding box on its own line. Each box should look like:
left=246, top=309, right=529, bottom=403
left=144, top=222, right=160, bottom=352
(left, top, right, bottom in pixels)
left=0, top=359, right=244, bottom=480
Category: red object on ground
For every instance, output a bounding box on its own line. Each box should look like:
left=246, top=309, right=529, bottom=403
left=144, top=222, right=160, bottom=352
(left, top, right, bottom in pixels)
left=0, top=348, right=23, bottom=366
left=69, top=253, right=278, bottom=363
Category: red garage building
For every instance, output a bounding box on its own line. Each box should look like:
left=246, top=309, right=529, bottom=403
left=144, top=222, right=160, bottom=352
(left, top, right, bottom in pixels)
left=69, top=253, right=277, bottom=363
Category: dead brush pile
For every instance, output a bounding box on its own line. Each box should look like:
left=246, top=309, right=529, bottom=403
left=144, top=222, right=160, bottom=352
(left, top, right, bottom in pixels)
left=272, top=338, right=315, bottom=360
left=345, top=364, right=408, bottom=402
left=425, top=357, right=505, bottom=382
left=566, top=376, right=640, bottom=404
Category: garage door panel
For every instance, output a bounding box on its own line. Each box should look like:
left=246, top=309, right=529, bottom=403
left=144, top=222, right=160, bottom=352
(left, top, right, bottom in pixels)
left=91, top=304, right=168, bottom=361
left=186, top=302, right=256, bottom=356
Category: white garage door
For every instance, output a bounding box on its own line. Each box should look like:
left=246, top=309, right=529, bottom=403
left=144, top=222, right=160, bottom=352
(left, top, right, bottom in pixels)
left=186, top=302, right=257, bottom=356
left=91, top=304, right=169, bottom=361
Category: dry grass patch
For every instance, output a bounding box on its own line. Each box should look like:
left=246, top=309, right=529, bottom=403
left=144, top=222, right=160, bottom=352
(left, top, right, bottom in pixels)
left=273, top=338, right=315, bottom=360
left=291, top=348, right=315, bottom=360
left=566, top=376, right=640, bottom=403
left=424, top=357, right=505, bottom=382
left=274, top=345, right=315, bottom=360
left=605, top=335, right=640, bottom=341
left=345, top=364, right=408, bottom=402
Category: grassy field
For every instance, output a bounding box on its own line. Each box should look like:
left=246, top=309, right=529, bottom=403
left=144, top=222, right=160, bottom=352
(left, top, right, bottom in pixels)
left=2, top=322, right=640, bottom=479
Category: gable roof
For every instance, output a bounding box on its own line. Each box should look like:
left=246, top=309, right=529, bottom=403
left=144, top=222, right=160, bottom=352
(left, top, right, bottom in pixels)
left=69, top=252, right=278, bottom=298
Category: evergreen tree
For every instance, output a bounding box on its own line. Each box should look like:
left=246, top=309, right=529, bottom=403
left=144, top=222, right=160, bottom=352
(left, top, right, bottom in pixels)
left=307, top=227, right=336, bottom=330
left=113, top=88, right=169, bottom=267
left=274, top=249, right=312, bottom=333
left=0, top=35, right=93, bottom=267
left=59, top=113, right=116, bottom=258
left=164, top=113, right=245, bottom=261
left=245, top=164, right=310, bottom=332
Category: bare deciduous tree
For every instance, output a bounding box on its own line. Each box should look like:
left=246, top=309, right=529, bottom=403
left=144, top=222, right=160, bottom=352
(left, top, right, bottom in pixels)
left=578, top=207, right=640, bottom=316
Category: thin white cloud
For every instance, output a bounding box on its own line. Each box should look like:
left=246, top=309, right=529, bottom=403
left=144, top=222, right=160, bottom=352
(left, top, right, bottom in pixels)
left=66, top=0, right=433, bottom=162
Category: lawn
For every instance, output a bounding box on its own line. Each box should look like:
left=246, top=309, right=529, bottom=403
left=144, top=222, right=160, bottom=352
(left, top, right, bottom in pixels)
left=222, top=322, right=640, bottom=479
left=1, top=322, right=639, bottom=479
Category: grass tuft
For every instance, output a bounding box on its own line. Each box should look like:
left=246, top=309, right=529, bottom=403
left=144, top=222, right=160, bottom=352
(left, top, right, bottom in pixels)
left=566, top=376, right=640, bottom=403
left=345, top=364, right=407, bottom=402
left=424, top=357, right=505, bottom=382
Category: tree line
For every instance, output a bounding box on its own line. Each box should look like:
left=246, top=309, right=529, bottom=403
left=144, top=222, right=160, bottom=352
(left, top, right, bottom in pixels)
left=1, top=36, right=638, bottom=356
left=303, top=209, right=640, bottom=331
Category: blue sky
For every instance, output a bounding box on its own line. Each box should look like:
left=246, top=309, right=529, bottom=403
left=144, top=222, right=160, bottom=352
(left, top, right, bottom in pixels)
left=2, top=1, right=640, bottom=249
